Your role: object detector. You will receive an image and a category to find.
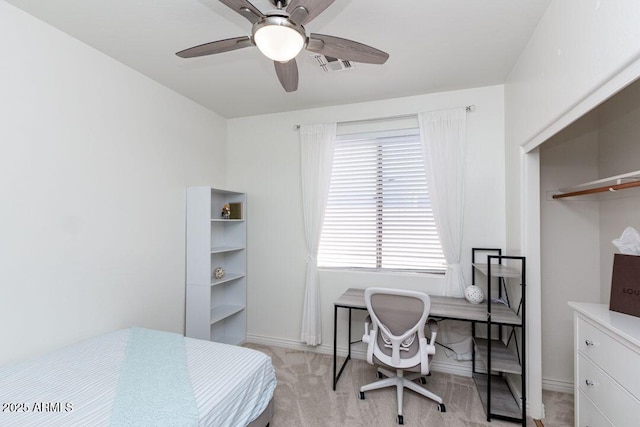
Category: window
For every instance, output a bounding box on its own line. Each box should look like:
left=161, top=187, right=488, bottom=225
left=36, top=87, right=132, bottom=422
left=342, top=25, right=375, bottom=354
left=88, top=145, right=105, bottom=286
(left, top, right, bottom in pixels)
left=317, top=128, right=446, bottom=273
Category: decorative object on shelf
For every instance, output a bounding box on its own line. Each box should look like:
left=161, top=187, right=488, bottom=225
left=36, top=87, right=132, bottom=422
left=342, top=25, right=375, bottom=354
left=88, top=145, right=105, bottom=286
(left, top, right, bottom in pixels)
left=213, top=267, right=225, bottom=280
left=229, top=202, right=243, bottom=220
left=221, top=204, right=231, bottom=219
left=464, top=285, right=485, bottom=304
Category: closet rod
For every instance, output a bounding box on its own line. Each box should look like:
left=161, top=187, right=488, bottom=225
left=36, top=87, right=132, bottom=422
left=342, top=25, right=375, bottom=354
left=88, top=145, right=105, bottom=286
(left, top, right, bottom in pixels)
left=293, top=105, right=475, bottom=129
left=552, top=180, right=640, bottom=199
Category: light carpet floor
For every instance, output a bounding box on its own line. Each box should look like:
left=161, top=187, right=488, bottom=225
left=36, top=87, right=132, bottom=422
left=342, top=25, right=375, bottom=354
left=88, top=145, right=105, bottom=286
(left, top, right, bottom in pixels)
left=245, top=343, right=574, bottom=427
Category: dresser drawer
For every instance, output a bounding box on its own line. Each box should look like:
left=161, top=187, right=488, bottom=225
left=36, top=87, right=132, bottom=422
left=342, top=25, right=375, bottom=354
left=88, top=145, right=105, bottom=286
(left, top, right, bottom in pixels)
left=576, top=390, right=614, bottom=427
left=577, top=316, right=640, bottom=400
left=578, top=353, right=640, bottom=426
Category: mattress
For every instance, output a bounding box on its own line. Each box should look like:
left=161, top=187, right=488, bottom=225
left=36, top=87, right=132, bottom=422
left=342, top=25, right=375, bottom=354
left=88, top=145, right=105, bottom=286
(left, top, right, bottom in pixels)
left=0, top=328, right=276, bottom=427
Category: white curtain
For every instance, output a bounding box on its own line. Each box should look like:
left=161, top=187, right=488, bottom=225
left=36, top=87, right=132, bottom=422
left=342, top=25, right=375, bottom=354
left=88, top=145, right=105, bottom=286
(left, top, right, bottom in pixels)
left=419, top=108, right=467, bottom=297
left=299, top=123, right=337, bottom=346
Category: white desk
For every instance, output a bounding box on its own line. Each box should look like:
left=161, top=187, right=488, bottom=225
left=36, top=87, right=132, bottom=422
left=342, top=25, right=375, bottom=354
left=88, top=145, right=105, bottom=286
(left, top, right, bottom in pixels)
left=332, top=287, right=522, bottom=390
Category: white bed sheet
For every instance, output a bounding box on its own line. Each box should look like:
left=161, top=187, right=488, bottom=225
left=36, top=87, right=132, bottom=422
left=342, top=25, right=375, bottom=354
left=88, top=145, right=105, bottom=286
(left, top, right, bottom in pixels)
left=0, top=329, right=276, bottom=427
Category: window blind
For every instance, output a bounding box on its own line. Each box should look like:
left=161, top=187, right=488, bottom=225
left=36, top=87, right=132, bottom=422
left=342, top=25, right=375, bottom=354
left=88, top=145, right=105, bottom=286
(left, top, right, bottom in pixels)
left=318, top=130, right=446, bottom=272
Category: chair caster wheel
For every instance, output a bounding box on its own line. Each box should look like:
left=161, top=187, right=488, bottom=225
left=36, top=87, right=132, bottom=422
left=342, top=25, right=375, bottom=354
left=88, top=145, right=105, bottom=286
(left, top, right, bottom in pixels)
left=437, top=403, right=446, bottom=412
left=419, top=377, right=427, bottom=384
left=358, top=391, right=365, bottom=400
left=397, top=415, right=404, bottom=425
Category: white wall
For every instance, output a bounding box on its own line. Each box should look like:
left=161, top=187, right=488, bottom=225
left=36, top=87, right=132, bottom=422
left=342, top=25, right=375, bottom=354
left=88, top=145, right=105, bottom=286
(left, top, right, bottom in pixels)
left=227, top=85, right=507, bottom=366
left=0, top=3, right=227, bottom=364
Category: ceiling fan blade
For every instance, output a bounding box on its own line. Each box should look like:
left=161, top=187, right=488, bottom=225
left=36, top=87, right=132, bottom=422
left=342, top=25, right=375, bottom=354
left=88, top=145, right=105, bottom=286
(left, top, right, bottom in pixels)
left=274, top=59, right=299, bottom=92
left=286, top=0, right=334, bottom=25
left=307, top=33, right=389, bottom=64
left=218, top=0, right=264, bottom=24
left=176, top=36, right=253, bottom=58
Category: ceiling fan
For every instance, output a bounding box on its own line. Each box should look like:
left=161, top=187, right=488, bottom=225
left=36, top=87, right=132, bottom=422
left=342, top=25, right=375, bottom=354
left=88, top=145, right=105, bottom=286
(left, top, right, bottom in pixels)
left=176, top=0, right=389, bottom=92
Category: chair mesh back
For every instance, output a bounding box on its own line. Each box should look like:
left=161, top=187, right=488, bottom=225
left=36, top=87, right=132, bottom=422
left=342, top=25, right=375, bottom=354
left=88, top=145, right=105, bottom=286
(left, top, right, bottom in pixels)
left=370, top=293, right=425, bottom=359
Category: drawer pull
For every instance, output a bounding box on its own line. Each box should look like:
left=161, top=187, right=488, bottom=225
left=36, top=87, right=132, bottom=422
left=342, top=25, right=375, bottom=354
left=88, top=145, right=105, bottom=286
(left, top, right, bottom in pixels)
left=585, top=339, right=594, bottom=346
left=585, top=379, right=594, bottom=386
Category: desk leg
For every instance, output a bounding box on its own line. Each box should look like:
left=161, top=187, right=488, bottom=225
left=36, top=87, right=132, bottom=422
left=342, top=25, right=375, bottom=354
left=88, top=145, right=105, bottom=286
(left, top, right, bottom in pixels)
left=333, top=305, right=338, bottom=391
left=471, top=321, right=476, bottom=373
left=333, top=306, right=353, bottom=391
left=347, top=308, right=352, bottom=360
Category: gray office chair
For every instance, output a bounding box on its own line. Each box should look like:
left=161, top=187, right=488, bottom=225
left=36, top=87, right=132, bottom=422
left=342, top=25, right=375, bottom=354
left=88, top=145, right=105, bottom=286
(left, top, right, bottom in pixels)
left=358, top=287, right=445, bottom=425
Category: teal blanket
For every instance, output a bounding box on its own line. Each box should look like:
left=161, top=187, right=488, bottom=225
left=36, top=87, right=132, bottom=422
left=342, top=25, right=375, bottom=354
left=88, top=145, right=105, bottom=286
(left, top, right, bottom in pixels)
left=111, top=327, right=199, bottom=426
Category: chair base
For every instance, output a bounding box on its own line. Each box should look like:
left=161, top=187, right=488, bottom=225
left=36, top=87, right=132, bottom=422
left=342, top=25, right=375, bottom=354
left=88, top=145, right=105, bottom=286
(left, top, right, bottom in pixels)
left=359, top=368, right=444, bottom=424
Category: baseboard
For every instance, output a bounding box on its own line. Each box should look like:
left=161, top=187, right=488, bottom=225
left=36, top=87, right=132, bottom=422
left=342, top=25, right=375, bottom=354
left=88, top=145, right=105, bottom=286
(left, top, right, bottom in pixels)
left=246, top=333, right=473, bottom=377
left=541, top=377, right=574, bottom=394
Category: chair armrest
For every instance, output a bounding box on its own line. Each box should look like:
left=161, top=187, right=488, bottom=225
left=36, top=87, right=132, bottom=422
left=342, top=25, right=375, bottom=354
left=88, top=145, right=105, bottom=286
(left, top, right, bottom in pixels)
left=418, top=338, right=432, bottom=375
left=427, top=319, right=438, bottom=346
left=362, top=315, right=377, bottom=363
left=363, top=315, right=372, bottom=343
left=365, top=330, right=376, bottom=364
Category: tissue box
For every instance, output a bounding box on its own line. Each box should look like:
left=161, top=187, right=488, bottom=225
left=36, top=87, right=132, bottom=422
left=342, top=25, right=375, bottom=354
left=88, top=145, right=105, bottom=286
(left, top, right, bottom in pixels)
left=610, top=253, right=640, bottom=318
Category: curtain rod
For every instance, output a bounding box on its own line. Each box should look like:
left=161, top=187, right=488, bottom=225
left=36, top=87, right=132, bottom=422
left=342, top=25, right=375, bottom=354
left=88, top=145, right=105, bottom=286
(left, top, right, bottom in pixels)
left=293, top=105, right=475, bottom=129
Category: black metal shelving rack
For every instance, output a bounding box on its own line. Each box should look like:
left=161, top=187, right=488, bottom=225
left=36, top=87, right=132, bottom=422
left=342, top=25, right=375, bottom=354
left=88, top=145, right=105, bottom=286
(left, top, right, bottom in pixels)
left=471, top=248, right=526, bottom=426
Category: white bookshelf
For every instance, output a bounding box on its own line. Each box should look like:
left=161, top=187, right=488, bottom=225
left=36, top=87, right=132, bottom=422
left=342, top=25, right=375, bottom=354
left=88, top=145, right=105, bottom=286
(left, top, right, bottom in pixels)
left=185, top=186, right=246, bottom=345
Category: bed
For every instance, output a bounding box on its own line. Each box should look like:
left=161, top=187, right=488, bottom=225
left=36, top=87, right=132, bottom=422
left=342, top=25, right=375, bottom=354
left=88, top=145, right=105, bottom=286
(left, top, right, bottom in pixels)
left=0, top=327, right=276, bottom=427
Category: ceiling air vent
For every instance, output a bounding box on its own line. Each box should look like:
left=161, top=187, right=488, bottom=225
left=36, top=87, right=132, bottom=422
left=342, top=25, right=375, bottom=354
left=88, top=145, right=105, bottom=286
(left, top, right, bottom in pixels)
left=313, top=54, right=354, bottom=72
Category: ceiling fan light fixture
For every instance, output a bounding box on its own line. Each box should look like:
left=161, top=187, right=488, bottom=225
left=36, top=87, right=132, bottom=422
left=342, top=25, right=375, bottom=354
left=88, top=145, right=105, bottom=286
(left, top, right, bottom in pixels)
left=253, top=16, right=305, bottom=62
left=177, top=1, right=390, bottom=93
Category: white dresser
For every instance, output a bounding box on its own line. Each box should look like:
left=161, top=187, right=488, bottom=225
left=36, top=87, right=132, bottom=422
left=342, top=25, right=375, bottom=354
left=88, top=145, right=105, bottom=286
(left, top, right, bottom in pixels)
left=568, top=302, right=640, bottom=427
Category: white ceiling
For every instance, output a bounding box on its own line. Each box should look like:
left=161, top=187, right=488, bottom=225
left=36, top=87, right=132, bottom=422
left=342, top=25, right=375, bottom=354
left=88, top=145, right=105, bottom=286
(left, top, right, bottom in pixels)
left=6, top=0, right=552, bottom=118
